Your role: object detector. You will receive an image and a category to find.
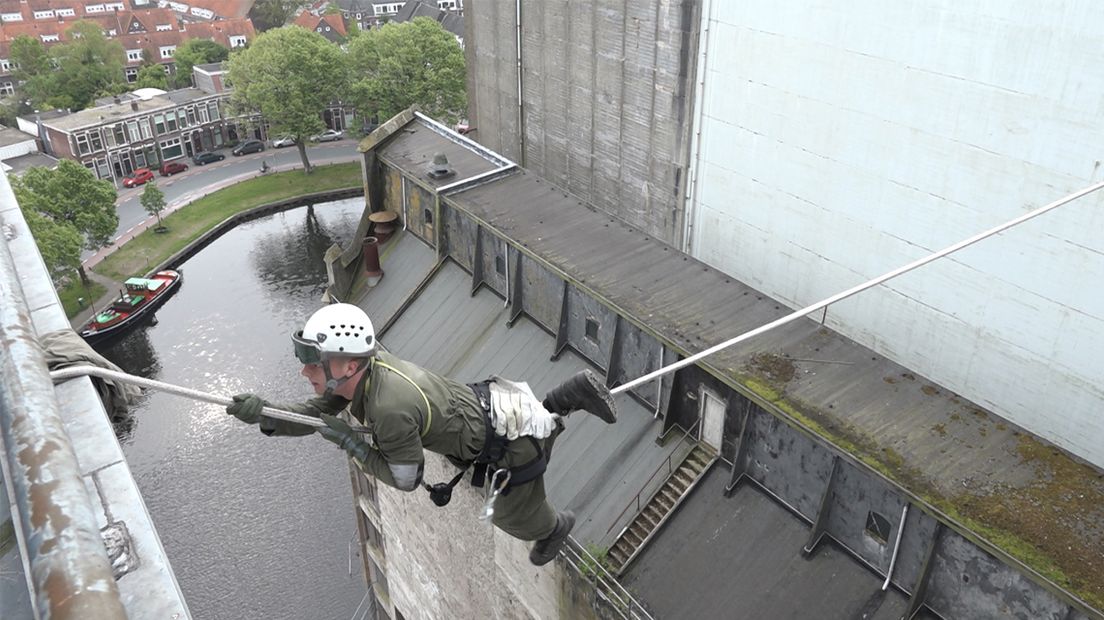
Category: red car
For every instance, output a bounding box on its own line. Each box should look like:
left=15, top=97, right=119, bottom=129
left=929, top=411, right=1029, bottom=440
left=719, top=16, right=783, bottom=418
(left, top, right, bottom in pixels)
left=122, top=168, right=154, bottom=188
left=159, top=161, right=189, bottom=176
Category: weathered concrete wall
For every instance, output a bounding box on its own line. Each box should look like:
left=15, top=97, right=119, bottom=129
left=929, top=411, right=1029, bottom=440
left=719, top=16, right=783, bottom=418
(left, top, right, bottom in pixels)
left=376, top=451, right=548, bottom=619
left=466, top=0, right=701, bottom=245
left=687, top=1, right=1104, bottom=467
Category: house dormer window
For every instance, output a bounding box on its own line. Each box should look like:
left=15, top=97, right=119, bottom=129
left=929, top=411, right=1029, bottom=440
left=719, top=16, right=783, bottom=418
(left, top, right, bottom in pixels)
left=160, top=45, right=175, bottom=58
left=33, top=10, right=55, bottom=18
left=41, top=34, right=60, bottom=42
left=156, top=23, right=172, bottom=31
left=229, top=35, right=246, bottom=47
left=126, top=49, right=142, bottom=62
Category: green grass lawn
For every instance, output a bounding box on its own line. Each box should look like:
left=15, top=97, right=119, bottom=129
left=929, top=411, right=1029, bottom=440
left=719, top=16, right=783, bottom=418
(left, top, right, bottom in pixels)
left=58, top=279, right=107, bottom=319
left=95, top=163, right=362, bottom=282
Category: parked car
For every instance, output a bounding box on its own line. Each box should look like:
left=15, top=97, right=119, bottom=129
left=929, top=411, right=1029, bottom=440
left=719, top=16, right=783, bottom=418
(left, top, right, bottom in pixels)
left=159, top=161, right=188, bottom=176
left=122, top=168, right=154, bottom=188
left=193, top=151, right=225, bottom=165
left=272, top=136, right=296, bottom=148
left=310, top=129, right=343, bottom=142
left=232, top=139, right=265, bottom=156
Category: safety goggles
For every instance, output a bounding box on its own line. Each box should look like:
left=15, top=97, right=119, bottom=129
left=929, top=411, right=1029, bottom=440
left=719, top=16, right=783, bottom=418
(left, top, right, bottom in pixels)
left=292, top=331, right=324, bottom=366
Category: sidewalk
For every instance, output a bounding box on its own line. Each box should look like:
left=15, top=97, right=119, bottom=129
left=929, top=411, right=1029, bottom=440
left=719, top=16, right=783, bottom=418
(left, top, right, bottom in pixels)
left=68, top=270, right=126, bottom=329
left=83, top=151, right=357, bottom=270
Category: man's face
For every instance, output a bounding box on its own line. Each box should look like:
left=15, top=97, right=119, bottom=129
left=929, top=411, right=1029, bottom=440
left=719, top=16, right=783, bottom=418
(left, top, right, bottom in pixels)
left=301, top=358, right=358, bottom=395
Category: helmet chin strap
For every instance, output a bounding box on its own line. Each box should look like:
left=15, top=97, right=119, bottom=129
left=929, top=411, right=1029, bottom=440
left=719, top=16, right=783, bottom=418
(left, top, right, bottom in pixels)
left=320, top=357, right=371, bottom=398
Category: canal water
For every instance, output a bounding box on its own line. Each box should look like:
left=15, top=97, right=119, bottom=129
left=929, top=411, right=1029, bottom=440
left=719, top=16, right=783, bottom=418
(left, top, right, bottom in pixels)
left=99, top=199, right=372, bottom=620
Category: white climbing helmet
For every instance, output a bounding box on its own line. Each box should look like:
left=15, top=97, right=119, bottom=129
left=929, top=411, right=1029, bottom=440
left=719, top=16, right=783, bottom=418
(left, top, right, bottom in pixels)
left=292, top=303, right=376, bottom=364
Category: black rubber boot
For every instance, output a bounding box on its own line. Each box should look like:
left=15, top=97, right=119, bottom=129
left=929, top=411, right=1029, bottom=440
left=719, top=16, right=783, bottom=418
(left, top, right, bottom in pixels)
left=529, top=511, right=575, bottom=566
left=542, top=370, right=617, bottom=423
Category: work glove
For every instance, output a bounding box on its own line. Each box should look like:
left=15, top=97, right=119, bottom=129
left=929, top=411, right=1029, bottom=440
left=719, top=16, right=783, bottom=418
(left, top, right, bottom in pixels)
left=488, top=378, right=558, bottom=440
left=226, top=394, right=267, bottom=424
left=317, top=413, right=373, bottom=463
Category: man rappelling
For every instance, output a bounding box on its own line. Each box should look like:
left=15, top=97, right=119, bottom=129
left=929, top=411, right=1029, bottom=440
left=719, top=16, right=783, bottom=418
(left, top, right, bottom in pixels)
left=225, top=303, right=618, bottom=565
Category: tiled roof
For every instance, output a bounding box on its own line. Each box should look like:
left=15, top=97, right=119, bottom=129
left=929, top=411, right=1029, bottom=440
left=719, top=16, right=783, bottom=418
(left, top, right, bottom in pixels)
left=320, top=12, right=344, bottom=35
left=293, top=11, right=345, bottom=37
left=393, top=0, right=462, bottom=38
left=0, top=14, right=253, bottom=68
left=181, top=17, right=254, bottom=40
left=0, top=9, right=177, bottom=44
left=179, top=0, right=253, bottom=20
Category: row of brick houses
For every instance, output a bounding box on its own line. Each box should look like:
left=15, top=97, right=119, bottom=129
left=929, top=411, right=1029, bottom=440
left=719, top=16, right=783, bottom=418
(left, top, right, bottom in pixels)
left=0, top=0, right=253, bottom=22
left=20, top=63, right=250, bottom=182
left=20, top=61, right=357, bottom=183
left=0, top=8, right=255, bottom=94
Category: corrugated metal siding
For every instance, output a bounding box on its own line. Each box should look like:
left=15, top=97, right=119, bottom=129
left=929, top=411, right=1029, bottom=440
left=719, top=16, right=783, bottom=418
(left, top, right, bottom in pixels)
left=468, top=0, right=700, bottom=245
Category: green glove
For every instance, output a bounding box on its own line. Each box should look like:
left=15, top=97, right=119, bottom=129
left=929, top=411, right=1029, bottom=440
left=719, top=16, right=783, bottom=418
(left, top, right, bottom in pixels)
left=318, top=413, right=373, bottom=462
left=226, top=394, right=267, bottom=424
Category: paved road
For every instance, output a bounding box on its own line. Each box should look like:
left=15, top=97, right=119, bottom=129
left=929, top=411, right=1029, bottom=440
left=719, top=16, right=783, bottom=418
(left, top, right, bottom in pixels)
left=99, top=140, right=360, bottom=257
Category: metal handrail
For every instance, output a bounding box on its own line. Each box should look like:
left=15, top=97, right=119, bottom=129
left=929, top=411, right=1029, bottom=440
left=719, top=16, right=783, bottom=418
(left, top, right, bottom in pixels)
left=561, top=537, right=654, bottom=619
left=0, top=217, right=127, bottom=618
left=606, top=419, right=702, bottom=538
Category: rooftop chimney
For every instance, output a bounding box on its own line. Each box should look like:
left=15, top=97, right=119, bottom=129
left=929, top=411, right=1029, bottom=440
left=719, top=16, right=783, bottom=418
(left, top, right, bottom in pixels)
left=130, top=100, right=138, bottom=111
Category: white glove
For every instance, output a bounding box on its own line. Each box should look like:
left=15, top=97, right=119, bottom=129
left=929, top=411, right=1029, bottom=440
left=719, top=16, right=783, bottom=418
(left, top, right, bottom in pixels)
left=488, top=377, right=558, bottom=440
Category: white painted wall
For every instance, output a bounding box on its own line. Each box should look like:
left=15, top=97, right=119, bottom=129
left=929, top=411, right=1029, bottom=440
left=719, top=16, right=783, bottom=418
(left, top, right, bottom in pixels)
left=0, top=139, right=37, bottom=161
left=687, top=0, right=1104, bottom=467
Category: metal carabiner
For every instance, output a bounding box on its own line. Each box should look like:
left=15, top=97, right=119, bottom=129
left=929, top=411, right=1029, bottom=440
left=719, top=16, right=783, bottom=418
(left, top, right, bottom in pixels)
left=479, top=468, right=512, bottom=523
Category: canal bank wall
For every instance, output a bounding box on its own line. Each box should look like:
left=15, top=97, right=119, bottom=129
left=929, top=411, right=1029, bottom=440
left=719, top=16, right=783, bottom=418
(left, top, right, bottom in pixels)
left=71, top=188, right=364, bottom=331
left=152, top=187, right=364, bottom=274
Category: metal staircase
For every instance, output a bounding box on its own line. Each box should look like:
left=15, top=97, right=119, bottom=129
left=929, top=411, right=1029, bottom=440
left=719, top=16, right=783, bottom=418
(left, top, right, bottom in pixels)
left=607, top=443, right=717, bottom=575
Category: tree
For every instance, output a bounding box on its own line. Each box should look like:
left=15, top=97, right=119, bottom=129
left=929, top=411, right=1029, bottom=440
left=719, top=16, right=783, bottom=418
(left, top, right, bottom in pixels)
left=227, top=26, right=348, bottom=174
left=248, top=0, right=300, bottom=31
left=12, top=160, right=118, bottom=284
left=347, top=17, right=466, bottom=125
left=172, top=39, right=230, bottom=88
left=14, top=22, right=127, bottom=111
left=134, top=64, right=169, bottom=90
left=19, top=207, right=84, bottom=283
left=140, top=182, right=168, bottom=232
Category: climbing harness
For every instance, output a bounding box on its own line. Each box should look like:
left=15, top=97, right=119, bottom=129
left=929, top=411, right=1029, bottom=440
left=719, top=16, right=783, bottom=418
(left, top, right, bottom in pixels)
left=420, top=381, right=548, bottom=510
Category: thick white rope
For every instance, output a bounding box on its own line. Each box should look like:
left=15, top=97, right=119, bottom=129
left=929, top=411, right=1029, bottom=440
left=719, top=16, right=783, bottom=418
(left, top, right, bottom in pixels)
left=49, top=365, right=371, bottom=433
left=611, top=180, right=1104, bottom=395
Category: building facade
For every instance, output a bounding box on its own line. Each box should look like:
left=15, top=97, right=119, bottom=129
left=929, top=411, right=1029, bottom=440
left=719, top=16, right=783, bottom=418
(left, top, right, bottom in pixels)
left=0, top=6, right=254, bottom=92
left=26, top=64, right=240, bottom=181
left=332, top=111, right=1104, bottom=620
left=333, top=0, right=461, bottom=32
left=465, top=1, right=1104, bottom=473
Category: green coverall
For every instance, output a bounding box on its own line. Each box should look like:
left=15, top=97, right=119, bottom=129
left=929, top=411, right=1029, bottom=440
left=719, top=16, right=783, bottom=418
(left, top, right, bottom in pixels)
left=261, top=350, right=560, bottom=542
